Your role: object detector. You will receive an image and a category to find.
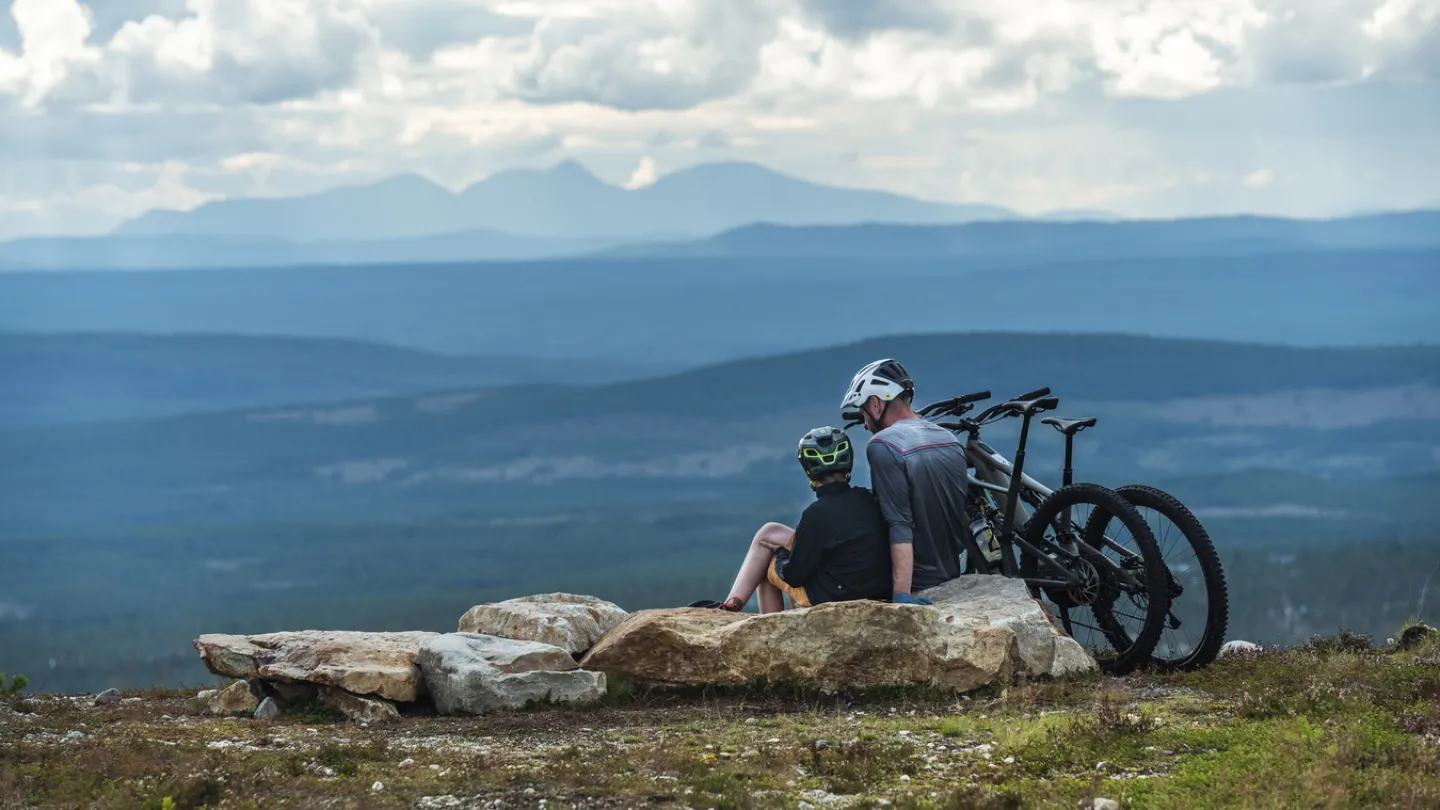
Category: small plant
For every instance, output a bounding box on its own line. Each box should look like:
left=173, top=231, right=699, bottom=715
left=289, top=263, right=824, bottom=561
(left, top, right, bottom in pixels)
left=1304, top=628, right=1375, bottom=656
left=1398, top=621, right=1437, bottom=652
left=0, top=672, right=28, bottom=695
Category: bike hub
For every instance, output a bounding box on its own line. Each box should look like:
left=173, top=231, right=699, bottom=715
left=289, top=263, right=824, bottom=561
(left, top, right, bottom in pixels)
left=1065, top=558, right=1103, bottom=606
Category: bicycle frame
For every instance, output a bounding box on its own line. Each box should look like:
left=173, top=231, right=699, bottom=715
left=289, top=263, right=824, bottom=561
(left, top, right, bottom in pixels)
left=954, top=424, right=1146, bottom=592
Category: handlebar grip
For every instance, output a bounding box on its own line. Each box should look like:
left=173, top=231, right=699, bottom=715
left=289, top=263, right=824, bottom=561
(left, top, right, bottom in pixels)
left=959, top=390, right=992, bottom=404
left=1016, top=386, right=1051, bottom=400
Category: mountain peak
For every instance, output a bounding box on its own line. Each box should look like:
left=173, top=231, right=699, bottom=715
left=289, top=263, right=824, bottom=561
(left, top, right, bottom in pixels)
left=547, top=159, right=600, bottom=181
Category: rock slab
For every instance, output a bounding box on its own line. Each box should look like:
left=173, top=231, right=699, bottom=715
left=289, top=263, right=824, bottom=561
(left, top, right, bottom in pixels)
left=418, top=633, right=607, bottom=715
left=193, top=630, right=439, bottom=703
left=578, top=600, right=1017, bottom=693
left=919, top=575, right=1097, bottom=677
left=458, top=593, right=628, bottom=655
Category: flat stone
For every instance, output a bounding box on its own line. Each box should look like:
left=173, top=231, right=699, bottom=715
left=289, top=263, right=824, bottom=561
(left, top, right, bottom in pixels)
left=193, top=630, right=438, bottom=702
left=93, top=688, right=121, bottom=706
left=458, top=593, right=628, bottom=655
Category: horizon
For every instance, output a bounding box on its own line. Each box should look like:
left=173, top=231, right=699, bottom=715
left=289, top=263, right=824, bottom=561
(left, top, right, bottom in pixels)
left=2, top=0, right=1438, bottom=241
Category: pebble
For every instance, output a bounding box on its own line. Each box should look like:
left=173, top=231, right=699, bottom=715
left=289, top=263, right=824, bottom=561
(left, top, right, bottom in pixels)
left=371, top=781, right=384, bottom=792
left=899, top=775, right=911, bottom=782
left=813, top=740, right=831, bottom=750
left=93, top=689, right=122, bottom=706
left=399, top=758, right=415, bottom=767
left=431, top=764, right=442, bottom=770
left=1004, top=757, right=1015, bottom=764
left=1093, top=800, right=1120, bottom=810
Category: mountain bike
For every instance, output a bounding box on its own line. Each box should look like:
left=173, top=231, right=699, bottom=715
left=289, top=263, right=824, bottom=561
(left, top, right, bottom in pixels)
left=1038, top=405, right=1229, bottom=672
left=896, top=390, right=1174, bottom=675
left=923, top=388, right=1229, bottom=672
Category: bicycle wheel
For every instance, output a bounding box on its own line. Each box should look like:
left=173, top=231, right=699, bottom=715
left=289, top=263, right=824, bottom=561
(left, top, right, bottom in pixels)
left=1018, top=483, right=1171, bottom=675
left=1114, top=484, right=1229, bottom=672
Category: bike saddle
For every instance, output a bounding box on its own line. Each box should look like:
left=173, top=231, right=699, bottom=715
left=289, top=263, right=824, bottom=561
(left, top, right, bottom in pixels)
left=1042, top=416, right=1098, bottom=435
left=1000, top=396, right=1060, bottom=415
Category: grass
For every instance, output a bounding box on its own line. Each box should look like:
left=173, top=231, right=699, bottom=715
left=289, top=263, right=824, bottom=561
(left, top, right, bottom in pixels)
left=1, top=628, right=1438, bottom=809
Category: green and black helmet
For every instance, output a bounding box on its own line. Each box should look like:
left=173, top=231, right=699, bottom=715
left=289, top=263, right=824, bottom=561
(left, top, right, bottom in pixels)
left=797, top=426, right=854, bottom=483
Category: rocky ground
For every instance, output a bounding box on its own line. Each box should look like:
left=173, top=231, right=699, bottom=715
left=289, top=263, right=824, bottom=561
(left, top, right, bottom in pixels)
left=3, top=628, right=1439, bottom=810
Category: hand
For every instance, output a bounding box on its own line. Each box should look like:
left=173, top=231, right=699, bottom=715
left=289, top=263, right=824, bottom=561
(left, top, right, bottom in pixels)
left=892, top=593, right=933, bottom=606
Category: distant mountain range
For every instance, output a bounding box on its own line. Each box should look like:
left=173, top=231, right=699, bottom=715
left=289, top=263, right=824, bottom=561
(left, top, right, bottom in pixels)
left=607, top=211, right=1440, bottom=260
left=0, top=164, right=1433, bottom=270
left=0, top=231, right=628, bottom=272
left=1, top=248, right=1435, bottom=362
left=116, top=161, right=1018, bottom=242
left=0, top=333, right=668, bottom=427
left=5, top=331, right=1436, bottom=538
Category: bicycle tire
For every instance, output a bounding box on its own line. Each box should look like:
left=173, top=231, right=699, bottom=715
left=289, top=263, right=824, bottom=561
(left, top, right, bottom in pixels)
left=1019, top=482, right=1171, bottom=676
left=1113, top=484, right=1229, bottom=672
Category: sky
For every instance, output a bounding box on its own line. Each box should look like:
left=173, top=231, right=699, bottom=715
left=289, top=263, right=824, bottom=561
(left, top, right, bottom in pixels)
left=0, top=0, right=1437, bottom=239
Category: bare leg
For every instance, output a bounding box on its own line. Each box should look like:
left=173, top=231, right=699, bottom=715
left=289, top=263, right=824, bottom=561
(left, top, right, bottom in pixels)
left=756, top=580, right=786, bottom=614
left=726, top=522, right=793, bottom=611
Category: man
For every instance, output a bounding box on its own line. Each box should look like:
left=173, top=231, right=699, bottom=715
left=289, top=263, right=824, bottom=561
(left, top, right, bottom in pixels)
left=705, top=426, right=891, bottom=613
left=842, top=358, right=972, bottom=605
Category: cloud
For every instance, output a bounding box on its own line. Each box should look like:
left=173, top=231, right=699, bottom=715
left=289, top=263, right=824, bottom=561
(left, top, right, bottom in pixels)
left=0, top=0, right=1438, bottom=235
left=623, top=155, right=658, bottom=189
left=797, top=0, right=959, bottom=40
left=503, top=0, right=785, bottom=110
left=371, top=0, right=534, bottom=59
left=696, top=129, right=731, bottom=148
left=1243, top=168, right=1275, bottom=187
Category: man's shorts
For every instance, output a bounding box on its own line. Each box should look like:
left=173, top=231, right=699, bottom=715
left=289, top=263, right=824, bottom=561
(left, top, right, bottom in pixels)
left=766, top=533, right=812, bottom=608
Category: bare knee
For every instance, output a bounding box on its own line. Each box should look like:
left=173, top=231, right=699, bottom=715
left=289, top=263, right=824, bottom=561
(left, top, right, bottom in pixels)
left=752, top=522, right=791, bottom=546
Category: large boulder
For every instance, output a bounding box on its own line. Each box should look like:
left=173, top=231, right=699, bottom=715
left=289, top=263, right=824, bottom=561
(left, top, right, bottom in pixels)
left=193, top=631, right=438, bottom=703
left=418, top=633, right=607, bottom=715
left=458, top=593, right=628, bottom=655
left=919, top=575, right=1096, bottom=677
left=578, top=600, right=1017, bottom=693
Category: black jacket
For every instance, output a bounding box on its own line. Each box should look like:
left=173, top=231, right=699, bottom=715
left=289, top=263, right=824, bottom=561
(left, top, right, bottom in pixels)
left=772, top=482, right=892, bottom=604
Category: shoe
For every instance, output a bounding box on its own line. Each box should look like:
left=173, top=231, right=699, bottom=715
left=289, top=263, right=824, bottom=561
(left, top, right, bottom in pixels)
left=686, top=599, right=723, bottom=608
left=719, top=597, right=745, bottom=612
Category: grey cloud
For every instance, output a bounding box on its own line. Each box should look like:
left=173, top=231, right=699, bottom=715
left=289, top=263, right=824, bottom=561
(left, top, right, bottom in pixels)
left=0, top=7, right=16, bottom=52
left=0, top=109, right=269, bottom=162
left=49, top=1, right=381, bottom=107
left=373, top=1, right=534, bottom=58
left=1245, top=5, right=1368, bottom=85
left=505, top=4, right=782, bottom=111
left=648, top=130, right=675, bottom=147
left=798, top=0, right=984, bottom=41
left=697, top=129, right=731, bottom=148
left=87, top=0, right=190, bottom=43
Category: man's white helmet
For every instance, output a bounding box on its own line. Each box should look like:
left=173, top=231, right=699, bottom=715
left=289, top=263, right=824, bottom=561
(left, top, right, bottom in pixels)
left=841, top=358, right=914, bottom=415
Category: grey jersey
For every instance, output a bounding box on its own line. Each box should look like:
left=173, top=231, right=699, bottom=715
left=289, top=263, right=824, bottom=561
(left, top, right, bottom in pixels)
left=866, top=417, right=969, bottom=590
